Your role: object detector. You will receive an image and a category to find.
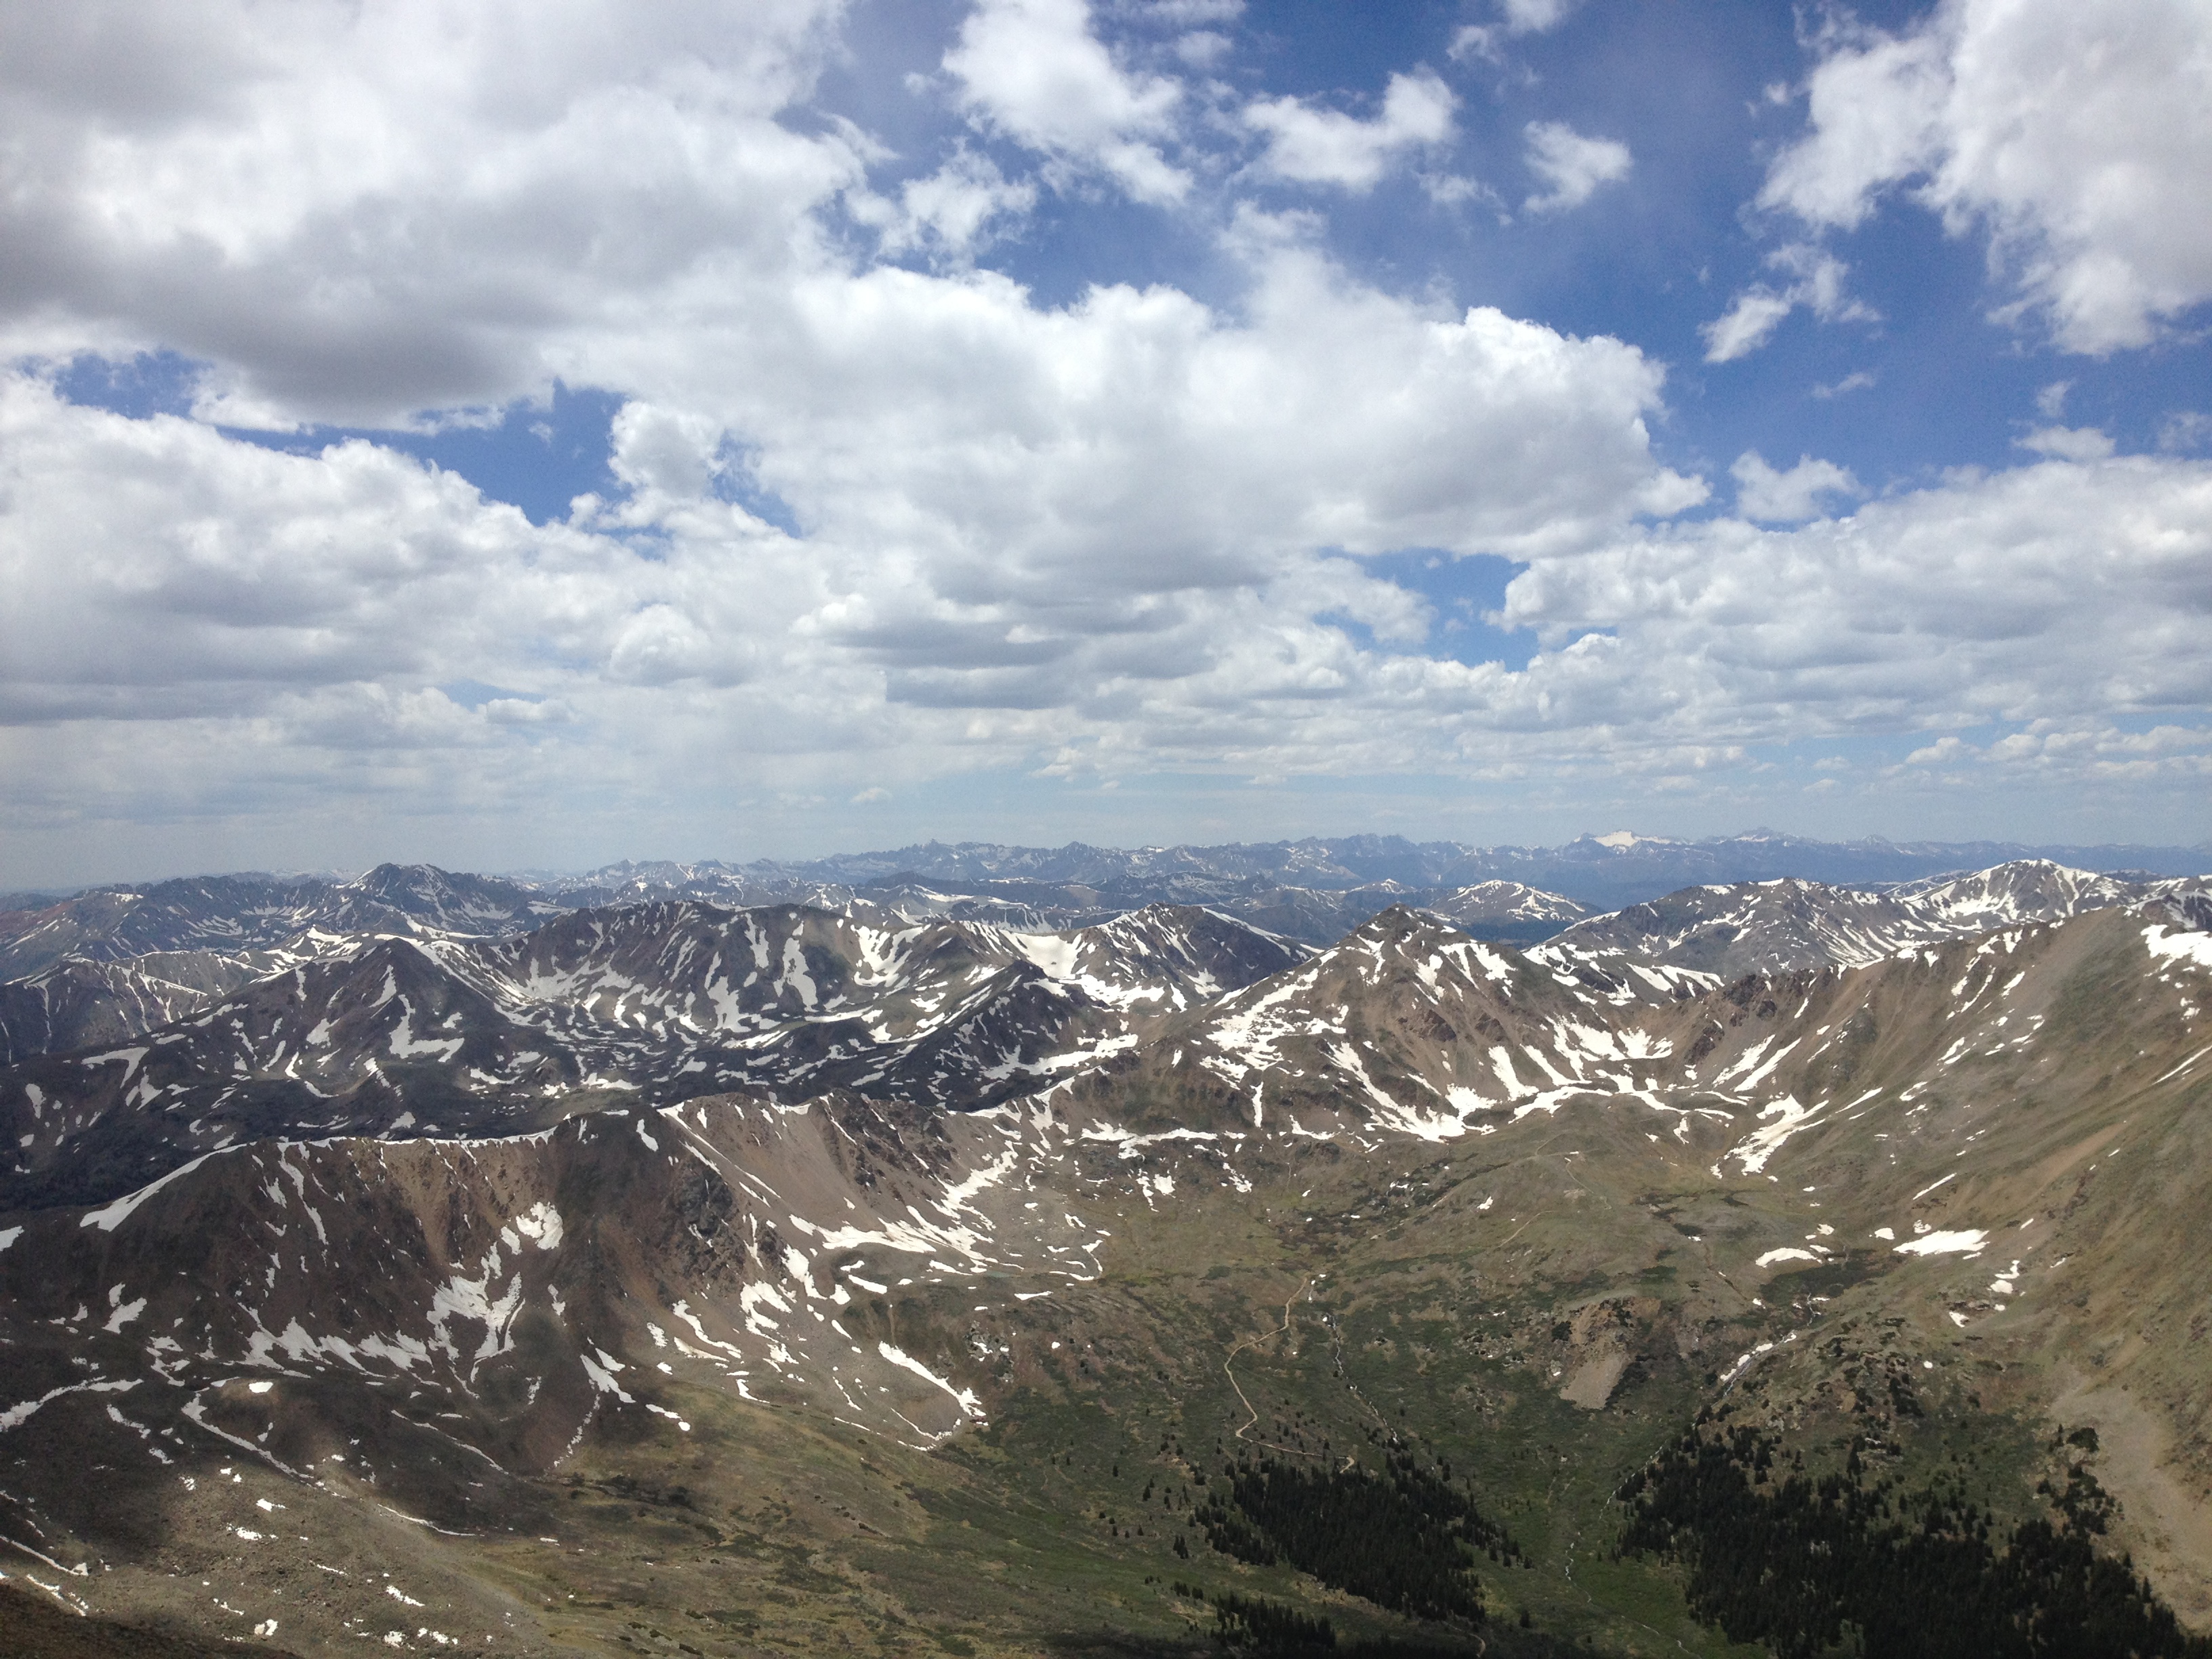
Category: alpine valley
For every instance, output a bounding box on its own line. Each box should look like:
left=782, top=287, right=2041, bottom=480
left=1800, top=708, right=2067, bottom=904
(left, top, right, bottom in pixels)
left=1, top=834, right=2210, bottom=1658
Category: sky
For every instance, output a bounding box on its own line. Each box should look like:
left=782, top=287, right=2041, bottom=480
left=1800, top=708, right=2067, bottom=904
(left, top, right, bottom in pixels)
left=1, top=0, right=2208, bottom=888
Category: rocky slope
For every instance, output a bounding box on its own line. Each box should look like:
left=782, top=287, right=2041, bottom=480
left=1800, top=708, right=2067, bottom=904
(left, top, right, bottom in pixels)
left=0, top=865, right=2207, bottom=1656
left=0, top=865, right=560, bottom=979
left=0, top=903, right=1307, bottom=1212
left=1530, top=858, right=2212, bottom=990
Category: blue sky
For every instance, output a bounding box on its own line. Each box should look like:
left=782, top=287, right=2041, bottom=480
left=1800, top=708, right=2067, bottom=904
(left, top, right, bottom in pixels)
left=1, top=0, right=2207, bottom=886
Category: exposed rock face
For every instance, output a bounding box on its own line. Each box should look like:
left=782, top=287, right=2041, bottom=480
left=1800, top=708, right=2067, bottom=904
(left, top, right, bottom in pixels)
left=0, top=862, right=2207, bottom=1652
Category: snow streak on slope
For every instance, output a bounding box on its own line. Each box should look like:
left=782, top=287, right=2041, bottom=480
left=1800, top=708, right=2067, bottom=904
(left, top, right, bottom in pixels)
left=1044, top=907, right=1699, bottom=1146
left=0, top=873, right=2206, bottom=1647
left=1530, top=860, right=2212, bottom=995
left=0, top=903, right=1305, bottom=1210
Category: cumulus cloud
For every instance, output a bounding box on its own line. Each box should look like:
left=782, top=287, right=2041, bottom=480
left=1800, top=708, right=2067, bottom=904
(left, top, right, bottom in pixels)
left=1811, top=370, right=1876, bottom=400
left=0, top=185, right=1715, bottom=859
left=1702, top=243, right=1876, bottom=363
left=1109, top=0, right=1242, bottom=22
left=0, top=0, right=865, bottom=426
left=1450, top=0, right=1581, bottom=64
left=2160, top=411, right=2212, bottom=455
left=1172, top=30, right=1232, bottom=67
left=12, top=357, right=2206, bottom=855
left=2, top=0, right=2203, bottom=876
left=0, top=377, right=791, bottom=726
left=1446, top=27, right=1500, bottom=65
left=852, top=148, right=1038, bottom=261
left=1701, top=293, right=1796, bottom=364
left=1520, top=121, right=1631, bottom=214
left=1730, top=451, right=1862, bottom=523
left=943, top=0, right=1189, bottom=203
left=712, top=238, right=1708, bottom=599
left=1758, top=0, right=2212, bottom=353
left=0, top=1, right=1712, bottom=842
left=1500, top=456, right=2212, bottom=742
left=1244, top=70, right=1456, bottom=192
left=1896, top=721, right=2212, bottom=790
left=1496, top=0, right=1579, bottom=32
left=2017, top=426, right=2116, bottom=462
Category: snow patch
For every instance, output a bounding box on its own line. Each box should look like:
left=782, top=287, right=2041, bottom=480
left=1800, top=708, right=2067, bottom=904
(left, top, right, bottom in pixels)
left=501, top=1201, right=563, bottom=1252
left=2144, top=924, right=2212, bottom=969
left=79, top=1153, right=218, bottom=1231
left=1894, top=1229, right=1988, bottom=1258
left=877, top=1343, right=983, bottom=1422
left=1756, top=1248, right=1820, bottom=1267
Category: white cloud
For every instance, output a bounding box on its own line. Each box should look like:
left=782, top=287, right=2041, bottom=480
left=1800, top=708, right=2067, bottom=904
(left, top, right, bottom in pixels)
left=1172, top=30, right=1233, bottom=67
left=2016, top=425, right=2116, bottom=462
left=1730, top=451, right=1862, bottom=523
left=0, top=182, right=1714, bottom=861
left=1443, top=29, right=1493, bottom=66
left=1759, top=0, right=2212, bottom=353
left=2, top=0, right=2202, bottom=876
left=0, top=1, right=1711, bottom=841
left=0, top=0, right=865, bottom=426
left=668, top=234, right=1708, bottom=720
left=0, top=377, right=792, bottom=727
left=1702, top=243, right=1873, bottom=362
left=853, top=149, right=1038, bottom=261
left=1758, top=25, right=1948, bottom=231
left=1500, top=455, right=2212, bottom=743
left=1421, top=173, right=1493, bottom=208
left=1898, top=721, right=2212, bottom=785
left=1450, top=0, right=1580, bottom=62
left=1904, top=735, right=1973, bottom=767
left=14, top=361, right=2205, bottom=860
left=2160, top=411, right=2212, bottom=454
left=1701, top=291, right=1797, bottom=363
left=1520, top=121, right=1631, bottom=214
left=943, top=0, right=1189, bottom=203
left=1498, top=0, right=1579, bottom=35
left=1109, top=0, right=1242, bottom=22
left=1244, top=70, right=1456, bottom=192
left=1984, top=721, right=2212, bottom=780
left=1811, top=370, right=1876, bottom=400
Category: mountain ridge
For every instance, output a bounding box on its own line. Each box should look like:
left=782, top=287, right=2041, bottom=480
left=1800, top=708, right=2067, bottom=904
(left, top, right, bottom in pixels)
left=8, top=832, right=2203, bottom=973
left=0, top=851, right=2207, bottom=1657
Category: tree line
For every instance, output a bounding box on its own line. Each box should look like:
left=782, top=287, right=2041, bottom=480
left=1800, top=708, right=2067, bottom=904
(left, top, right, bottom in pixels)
left=1617, top=1422, right=2212, bottom=1659
left=1194, top=1449, right=1521, bottom=1626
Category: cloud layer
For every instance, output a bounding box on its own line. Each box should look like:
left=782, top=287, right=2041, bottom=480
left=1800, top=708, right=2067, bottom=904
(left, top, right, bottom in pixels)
left=1742, top=0, right=2212, bottom=354
left=0, top=0, right=2206, bottom=879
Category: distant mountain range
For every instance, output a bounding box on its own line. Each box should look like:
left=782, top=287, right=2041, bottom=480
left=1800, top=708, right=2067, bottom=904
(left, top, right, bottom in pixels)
left=529, top=827, right=2212, bottom=916
left=5, top=830, right=2205, bottom=972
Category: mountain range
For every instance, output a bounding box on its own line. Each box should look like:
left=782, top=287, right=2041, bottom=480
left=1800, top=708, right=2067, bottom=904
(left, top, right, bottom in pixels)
left=9, top=829, right=2209, bottom=967
left=0, top=836, right=2208, bottom=1658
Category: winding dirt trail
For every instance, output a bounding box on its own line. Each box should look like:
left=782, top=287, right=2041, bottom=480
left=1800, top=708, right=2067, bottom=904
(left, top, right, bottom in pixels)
left=1222, top=1279, right=1317, bottom=1458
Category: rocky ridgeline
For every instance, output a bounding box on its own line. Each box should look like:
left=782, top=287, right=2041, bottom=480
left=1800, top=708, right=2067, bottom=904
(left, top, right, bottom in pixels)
left=0, top=853, right=2207, bottom=1654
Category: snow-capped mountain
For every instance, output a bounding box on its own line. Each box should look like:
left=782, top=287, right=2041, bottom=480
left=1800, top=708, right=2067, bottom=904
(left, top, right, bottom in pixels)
left=0, top=864, right=560, bottom=979
left=1423, top=880, right=1590, bottom=941
left=1529, top=859, right=2212, bottom=994
left=1887, top=859, right=2160, bottom=927
left=0, top=902, right=1308, bottom=1212
left=15, top=830, right=2201, bottom=980
left=1, top=851, right=2208, bottom=1656
left=0, top=949, right=279, bottom=1067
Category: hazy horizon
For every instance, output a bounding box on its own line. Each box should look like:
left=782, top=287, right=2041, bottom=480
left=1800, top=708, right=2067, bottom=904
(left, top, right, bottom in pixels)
left=13, top=823, right=2212, bottom=903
